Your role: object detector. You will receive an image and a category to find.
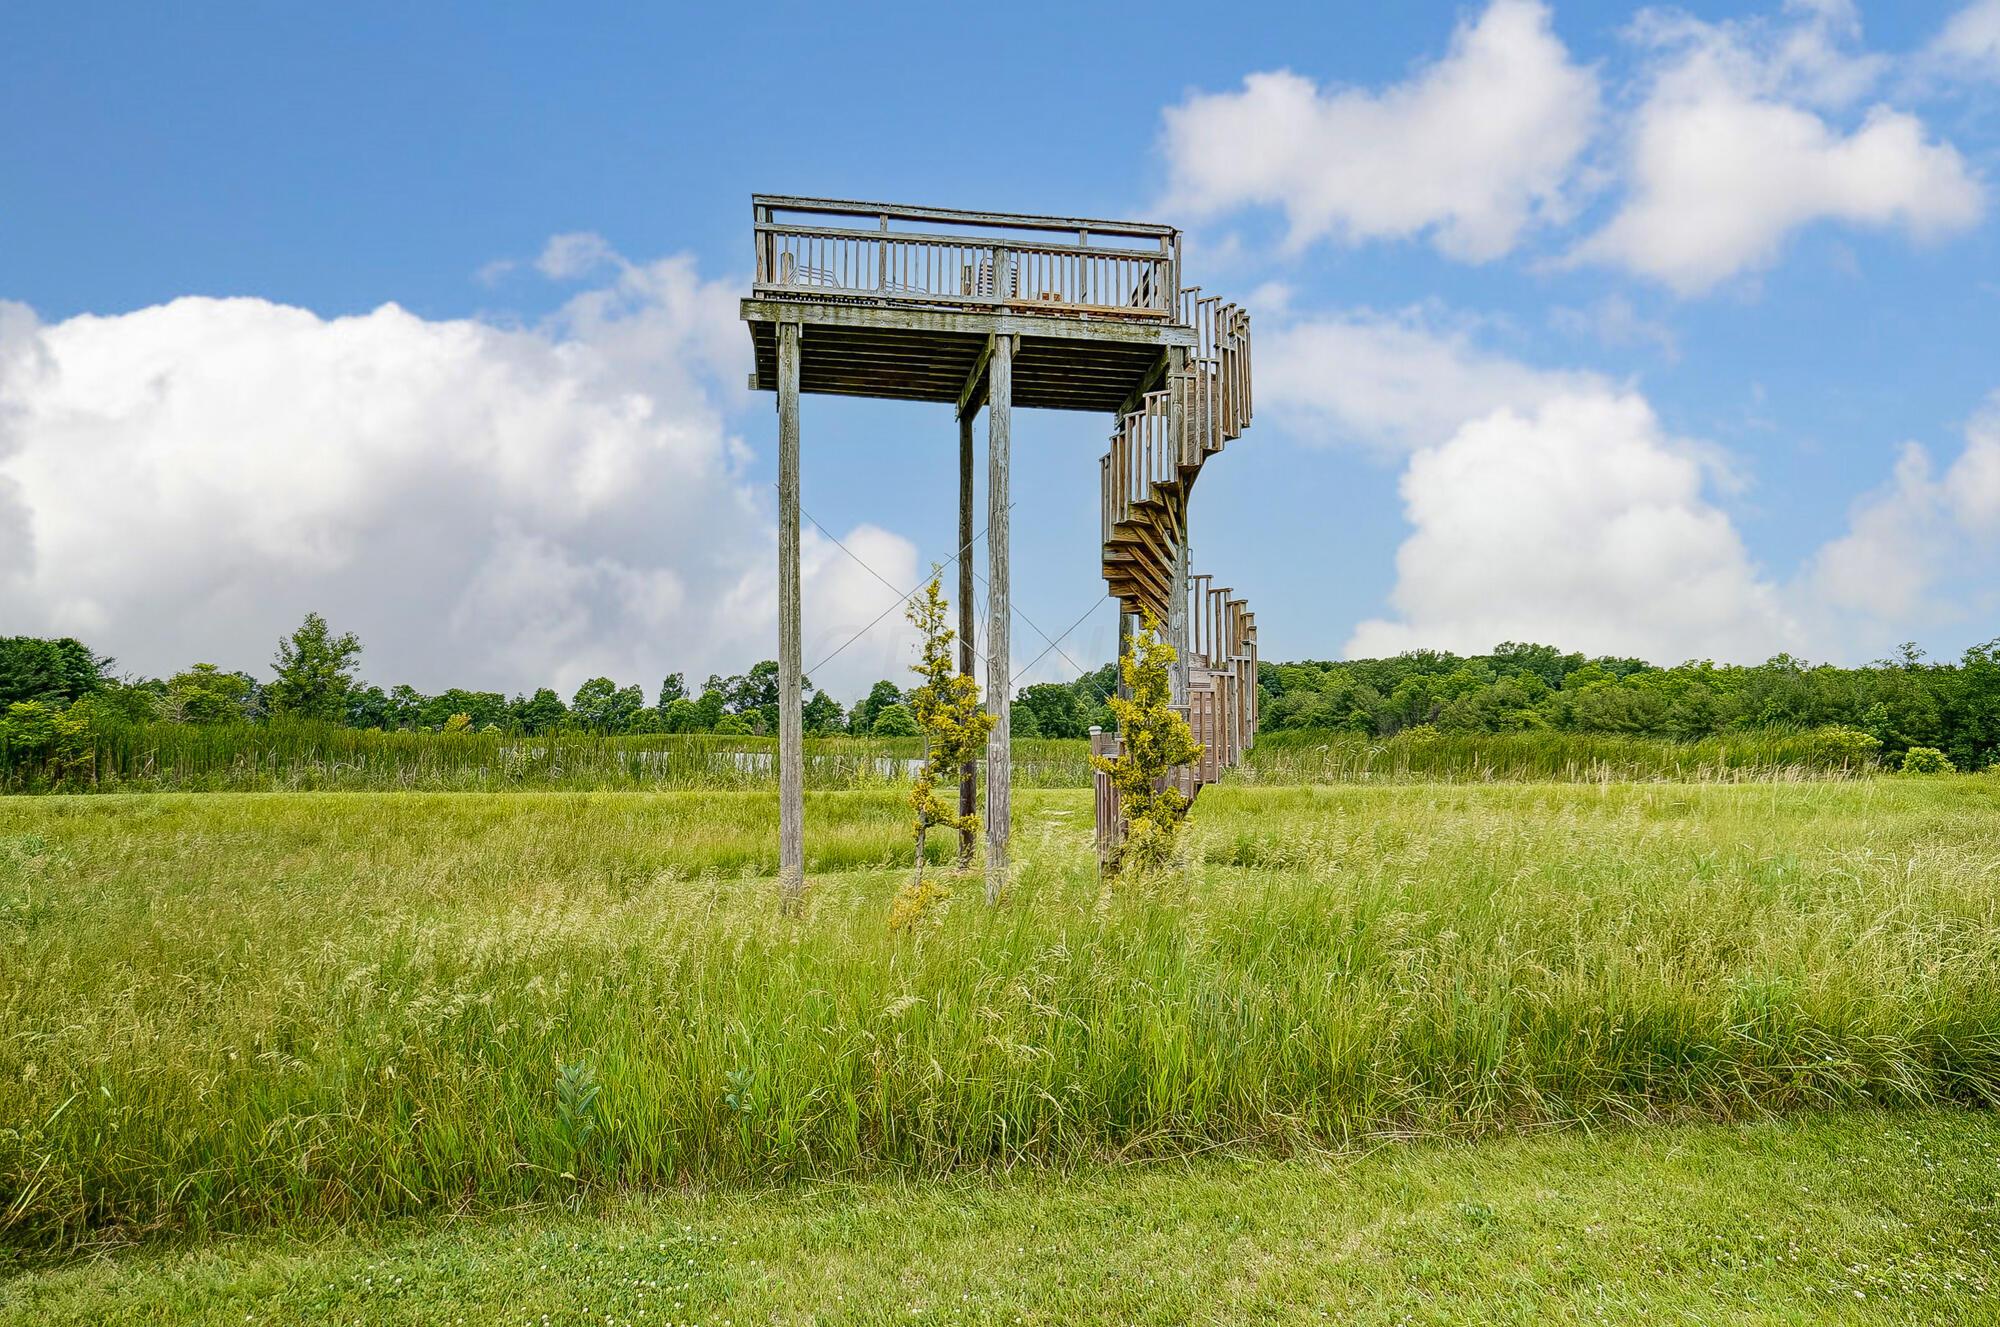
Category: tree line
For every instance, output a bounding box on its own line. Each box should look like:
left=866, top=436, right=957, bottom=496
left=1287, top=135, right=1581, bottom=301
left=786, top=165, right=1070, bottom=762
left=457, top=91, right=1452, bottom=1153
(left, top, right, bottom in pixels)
left=9, top=618, right=2000, bottom=771
left=0, top=613, right=1119, bottom=746
left=1256, top=639, right=2000, bottom=772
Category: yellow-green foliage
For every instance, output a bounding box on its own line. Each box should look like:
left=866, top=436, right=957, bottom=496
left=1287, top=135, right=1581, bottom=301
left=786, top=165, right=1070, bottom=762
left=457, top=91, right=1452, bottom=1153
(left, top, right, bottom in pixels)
left=0, top=698, right=105, bottom=786
left=902, top=576, right=993, bottom=879
left=886, top=876, right=952, bottom=934
left=1093, top=612, right=1202, bottom=879
left=1901, top=746, right=1955, bottom=774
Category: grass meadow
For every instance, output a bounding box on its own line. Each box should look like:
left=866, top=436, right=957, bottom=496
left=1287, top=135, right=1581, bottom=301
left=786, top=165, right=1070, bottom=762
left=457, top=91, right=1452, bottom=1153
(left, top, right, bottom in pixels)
left=4, top=777, right=1998, bottom=1260
left=6, top=1111, right=1997, bottom=1324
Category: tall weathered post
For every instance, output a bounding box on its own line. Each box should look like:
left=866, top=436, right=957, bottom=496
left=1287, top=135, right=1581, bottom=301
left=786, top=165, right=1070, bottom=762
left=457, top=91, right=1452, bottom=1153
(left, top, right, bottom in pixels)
left=985, top=332, right=1012, bottom=895
left=956, top=406, right=977, bottom=865
left=775, top=320, right=804, bottom=909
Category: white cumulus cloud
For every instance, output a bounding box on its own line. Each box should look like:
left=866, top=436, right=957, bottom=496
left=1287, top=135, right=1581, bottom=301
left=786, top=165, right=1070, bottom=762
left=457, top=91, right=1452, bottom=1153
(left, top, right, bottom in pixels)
left=536, top=231, right=620, bottom=280
left=1803, top=397, right=2000, bottom=641
left=1257, top=306, right=1610, bottom=453
left=1159, top=0, right=1599, bottom=262
left=1944, top=397, right=2000, bottom=531
left=1928, top=0, right=2000, bottom=78
left=1349, top=391, right=1802, bottom=661
left=0, top=254, right=921, bottom=701
left=1806, top=441, right=1950, bottom=623
left=1572, top=2, right=1985, bottom=294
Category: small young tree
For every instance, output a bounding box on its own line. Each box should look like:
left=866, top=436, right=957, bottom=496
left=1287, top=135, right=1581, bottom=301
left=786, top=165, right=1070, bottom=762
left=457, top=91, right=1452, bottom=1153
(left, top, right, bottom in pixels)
left=849, top=679, right=903, bottom=735
left=1094, top=611, right=1202, bottom=881
left=802, top=690, right=847, bottom=735
left=268, top=612, right=362, bottom=722
left=570, top=677, right=643, bottom=733
left=892, top=576, right=993, bottom=926
left=514, top=687, right=568, bottom=734
left=691, top=688, right=728, bottom=732
left=165, top=662, right=253, bottom=724
left=869, top=703, right=919, bottom=737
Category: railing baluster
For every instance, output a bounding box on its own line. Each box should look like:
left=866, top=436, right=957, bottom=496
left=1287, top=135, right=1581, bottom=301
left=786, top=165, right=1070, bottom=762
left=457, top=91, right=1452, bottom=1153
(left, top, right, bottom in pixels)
left=1122, top=416, right=1132, bottom=510
left=752, top=213, right=1184, bottom=318
left=1114, top=424, right=1124, bottom=520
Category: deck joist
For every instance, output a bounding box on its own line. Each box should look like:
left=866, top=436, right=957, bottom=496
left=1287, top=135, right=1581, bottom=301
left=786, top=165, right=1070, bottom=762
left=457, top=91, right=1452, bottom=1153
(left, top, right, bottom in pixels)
left=742, top=299, right=1192, bottom=413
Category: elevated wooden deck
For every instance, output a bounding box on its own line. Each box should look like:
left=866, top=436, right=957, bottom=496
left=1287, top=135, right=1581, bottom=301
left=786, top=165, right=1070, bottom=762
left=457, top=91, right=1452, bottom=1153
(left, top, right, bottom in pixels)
left=742, top=196, right=1193, bottom=413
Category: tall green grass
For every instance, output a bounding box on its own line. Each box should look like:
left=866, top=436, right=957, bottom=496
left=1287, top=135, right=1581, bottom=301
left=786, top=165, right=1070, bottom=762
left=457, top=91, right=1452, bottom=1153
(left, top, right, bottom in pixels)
left=3, top=779, right=1997, bottom=1250
left=0, top=723, right=1092, bottom=793
left=1244, top=726, right=1882, bottom=783
left=2, top=720, right=1890, bottom=795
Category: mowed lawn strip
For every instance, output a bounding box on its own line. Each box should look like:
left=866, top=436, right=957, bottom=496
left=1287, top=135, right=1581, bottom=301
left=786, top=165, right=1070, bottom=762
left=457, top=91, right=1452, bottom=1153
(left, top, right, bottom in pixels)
left=4, top=1111, right=1997, bottom=1325
left=2, top=782, right=1998, bottom=1247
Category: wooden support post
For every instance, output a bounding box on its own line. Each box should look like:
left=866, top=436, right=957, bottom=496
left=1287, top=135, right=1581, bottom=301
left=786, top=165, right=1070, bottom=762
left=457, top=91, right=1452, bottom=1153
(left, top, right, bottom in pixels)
left=1169, top=528, right=1190, bottom=706
left=1117, top=611, right=1133, bottom=701
left=984, top=334, right=1012, bottom=898
left=1164, top=348, right=1190, bottom=707
left=957, top=406, right=977, bottom=867
left=776, top=321, right=804, bottom=911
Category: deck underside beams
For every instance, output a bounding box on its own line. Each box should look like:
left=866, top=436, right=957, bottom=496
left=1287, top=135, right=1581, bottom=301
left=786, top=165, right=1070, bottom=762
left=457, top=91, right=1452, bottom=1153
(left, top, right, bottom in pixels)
left=742, top=298, right=1190, bottom=413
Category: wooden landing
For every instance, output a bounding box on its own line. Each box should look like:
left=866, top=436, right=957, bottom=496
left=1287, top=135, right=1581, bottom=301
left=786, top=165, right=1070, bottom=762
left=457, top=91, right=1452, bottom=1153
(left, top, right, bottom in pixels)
left=741, top=196, right=1194, bottom=414
left=742, top=302, right=1191, bottom=413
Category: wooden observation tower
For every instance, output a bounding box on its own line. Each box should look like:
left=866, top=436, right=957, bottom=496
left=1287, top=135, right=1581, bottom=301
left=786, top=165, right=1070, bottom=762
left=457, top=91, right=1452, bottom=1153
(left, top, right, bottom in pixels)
left=741, top=195, right=1257, bottom=899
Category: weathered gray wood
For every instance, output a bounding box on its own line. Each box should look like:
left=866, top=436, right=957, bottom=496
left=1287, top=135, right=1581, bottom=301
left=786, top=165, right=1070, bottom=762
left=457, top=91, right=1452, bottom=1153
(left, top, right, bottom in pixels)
left=761, top=377, right=1127, bottom=412
left=985, top=334, right=1013, bottom=898
left=957, top=405, right=977, bottom=868
left=742, top=303, right=1186, bottom=413
left=1168, top=526, right=1190, bottom=706
left=1117, top=611, right=1132, bottom=702
left=751, top=199, right=1179, bottom=319
left=741, top=299, right=1197, bottom=349
left=758, top=221, right=1171, bottom=263
left=754, top=280, right=1170, bottom=321
left=957, top=335, right=995, bottom=418
left=776, top=321, right=804, bottom=911
left=1166, top=348, right=1190, bottom=706
left=754, top=194, right=1176, bottom=240
left=1114, top=352, right=1172, bottom=420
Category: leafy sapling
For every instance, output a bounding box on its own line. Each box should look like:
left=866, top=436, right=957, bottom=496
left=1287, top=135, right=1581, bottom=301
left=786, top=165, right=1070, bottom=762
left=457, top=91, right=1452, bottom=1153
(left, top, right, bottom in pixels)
left=1094, top=610, right=1202, bottom=881
left=892, top=575, right=994, bottom=927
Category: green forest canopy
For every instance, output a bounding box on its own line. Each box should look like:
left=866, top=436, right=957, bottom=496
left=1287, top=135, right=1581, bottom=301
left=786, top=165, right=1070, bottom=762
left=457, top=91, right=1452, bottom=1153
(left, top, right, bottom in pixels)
left=6, top=623, right=2000, bottom=770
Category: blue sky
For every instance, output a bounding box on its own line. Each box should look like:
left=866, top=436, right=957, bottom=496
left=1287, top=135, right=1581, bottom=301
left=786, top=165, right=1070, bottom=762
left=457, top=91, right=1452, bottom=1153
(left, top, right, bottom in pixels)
left=4, top=1, right=2000, bottom=701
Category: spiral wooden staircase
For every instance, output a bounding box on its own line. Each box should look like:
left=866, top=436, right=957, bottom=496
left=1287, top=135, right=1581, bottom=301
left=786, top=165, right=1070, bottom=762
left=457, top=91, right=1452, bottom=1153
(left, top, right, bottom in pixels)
left=1091, top=291, right=1259, bottom=848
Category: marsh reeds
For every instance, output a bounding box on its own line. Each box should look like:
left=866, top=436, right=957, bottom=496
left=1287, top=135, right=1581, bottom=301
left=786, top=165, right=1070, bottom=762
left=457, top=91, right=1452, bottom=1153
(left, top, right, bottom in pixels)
left=1, top=722, right=1894, bottom=794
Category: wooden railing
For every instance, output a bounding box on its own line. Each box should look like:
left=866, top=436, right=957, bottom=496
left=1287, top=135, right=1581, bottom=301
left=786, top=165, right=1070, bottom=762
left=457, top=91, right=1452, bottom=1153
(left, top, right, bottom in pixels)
left=1092, top=289, right=1259, bottom=859
left=1187, top=575, right=1258, bottom=766
left=1100, top=389, right=1174, bottom=540
left=752, top=196, right=1180, bottom=319
left=1097, top=300, right=1253, bottom=559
